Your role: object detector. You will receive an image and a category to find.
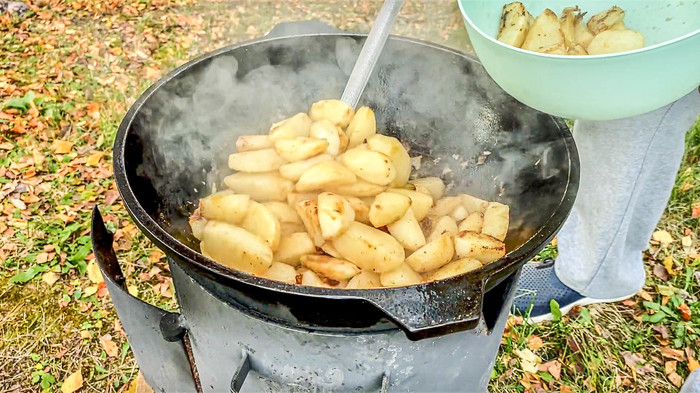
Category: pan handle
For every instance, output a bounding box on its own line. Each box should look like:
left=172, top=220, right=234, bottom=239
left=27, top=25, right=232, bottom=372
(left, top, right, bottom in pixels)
left=363, top=274, right=486, bottom=341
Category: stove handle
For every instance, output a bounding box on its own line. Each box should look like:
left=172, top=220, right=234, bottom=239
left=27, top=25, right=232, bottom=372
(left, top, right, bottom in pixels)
left=91, top=207, right=203, bottom=393
left=230, top=349, right=390, bottom=393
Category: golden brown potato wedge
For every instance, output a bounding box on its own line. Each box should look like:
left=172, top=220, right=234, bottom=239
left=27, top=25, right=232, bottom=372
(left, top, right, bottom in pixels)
left=274, top=232, right=316, bottom=266
left=387, top=188, right=433, bottom=221
left=380, top=263, right=423, bottom=287
left=236, top=135, right=274, bottom=152
left=346, top=106, right=377, bottom=148
left=274, top=137, right=329, bottom=162
left=317, top=192, right=355, bottom=239
left=310, top=120, right=343, bottom=156
left=309, top=99, right=355, bottom=128
left=369, top=191, right=412, bottom=228
left=301, top=270, right=328, bottom=287
left=610, top=21, right=626, bottom=31
left=265, top=262, right=297, bottom=284
left=224, top=172, right=294, bottom=202
left=295, top=200, right=324, bottom=247
left=199, top=190, right=250, bottom=224
left=279, top=154, right=334, bottom=182
left=263, top=202, right=301, bottom=224
left=559, top=7, right=578, bottom=49
left=450, top=205, right=469, bottom=222
left=321, top=242, right=342, bottom=258
left=346, top=271, right=382, bottom=289
left=587, top=6, right=625, bottom=35
left=427, top=215, right=458, bottom=243
left=329, top=179, right=386, bottom=197
left=497, top=1, right=533, bottom=48
left=427, top=258, right=482, bottom=281
left=332, top=222, right=405, bottom=273
left=587, top=29, right=645, bottom=55
left=481, top=202, right=510, bottom=241
left=460, top=193, right=489, bottom=214
left=189, top=214, right=207, bottom=240
left=454, top=231, right=506, bottom=264
left=366, top=134, right=411, bottom=187
left=341, top=148, right=397, bottom=185
left=301, top=254, right=360, bottom=281
left=268, top=113, right=312, bottom=141
left=200, top=221, right=273, bottom=275
left=280, top=222, right=307, bottom=237
left=241, top=201, right=281, bottom=251
left=228, top=148, right=287, bottom=172
left=521, top=9, right=564, bottom=52
left=458, top=212, right=484, bottom=233
left=567, top=44, right=588, bottom=55
left=295, top=161, right=357, bottom=192
left=343, top=195, right=371, bottom=225
left=429, top=196, right=462, bottom=218
left=286, top=192, right=319, bottom=207
left=409, top=177, right=445, bottom=200
left=387, top=208, right=426, bottom=252
left=573, top=12, right=595, bottom=49
left=405, top=233, right=455, bottom=273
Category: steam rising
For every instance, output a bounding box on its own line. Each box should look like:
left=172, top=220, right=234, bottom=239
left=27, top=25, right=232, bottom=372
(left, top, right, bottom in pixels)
left=130, top=35, right=572, bottom=249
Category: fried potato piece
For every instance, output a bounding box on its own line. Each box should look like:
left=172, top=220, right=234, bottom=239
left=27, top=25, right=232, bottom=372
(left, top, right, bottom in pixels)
left=522, top=9, right=564, bottom=52
left=224, top=172, right=294, bottom=202
left=274, top=232, right=316, bottom=266
left=265, top=262, right=297, bottom=284
left=332, top=222, right=405, bottom=273
left=427, top=258, right=482, bottom=281
left=559, top=7, right=578, bottom=49
left=236, top=135, right=274, bottom=152
left=427, top=215, right=458, bottom=243
left=263, top=202, right=301, bottom=224
left=310, top=120, right=343, bottom=156
left=279, top=154, right=333, bottom=182
left=587, top=6, right=625, bottom=35
left=317, top=192, right=355, bottom=239
left=295, top=161, right=357, bottom=192
left=366, top=134, right=411, bottom=187
left=295, top=200, right=324, bottom=247
left=199, top=190, right=250, bottom=224
left=241, top=201, right=281, bottom=251
left=200, top=221, right=273, bottom=275
left=346, top=106, right=376, bottom=148
left=458, top=212, right=484, bottom=233
left=587, top=29, right=645, bottom=55
left=409, top=177, right=445, bottom=200
left=346, top=271, right=382, bottom=289
left=497, top=1, right=532, bottom=48
left=406, top=233, right=455, bottom=273
left=301, top=254, right=360, bottom=281
left=481, top=202, right=510, bottom=241
left=268, top=113, right=312, bottom=141
left=274, top=137, right=329, bottom=162
left=387, top=208, right=426, bottom=252
left=341, top=148, right=397, bottom=185
left=228, top=148, right=287, bottom=172
left=329, top=179, right=386, bottom=197
left=573, top=12, right=595, bottom=49
left=454, top=231, right=506, bottom=264
left=388, top=188, right=433, bottom=221
left=369, top=192, right=412, bottom=228
left=380, top=263, right=422, bottom=287
left=309, top=99, right=355, bottom=128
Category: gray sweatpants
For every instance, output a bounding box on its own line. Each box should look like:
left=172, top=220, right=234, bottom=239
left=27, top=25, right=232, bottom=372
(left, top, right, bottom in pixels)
left=682, top=371, right=700, bottom=393
left=555, top=89, right=700, bottom=299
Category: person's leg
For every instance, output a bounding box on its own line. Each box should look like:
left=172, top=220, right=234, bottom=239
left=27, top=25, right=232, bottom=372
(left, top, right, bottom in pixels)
left=681, top=370, right=700, bottom=393
left=513, top=89, right=699, bottom=320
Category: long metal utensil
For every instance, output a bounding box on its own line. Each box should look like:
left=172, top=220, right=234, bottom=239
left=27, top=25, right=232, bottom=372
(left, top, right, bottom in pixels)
left=340, top=0, right=405, bottom=109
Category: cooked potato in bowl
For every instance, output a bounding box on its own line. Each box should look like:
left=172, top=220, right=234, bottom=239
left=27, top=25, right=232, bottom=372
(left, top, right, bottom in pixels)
left=189, top=100, right=510, bottom=289
left=497, top=2, right=645, bottom=55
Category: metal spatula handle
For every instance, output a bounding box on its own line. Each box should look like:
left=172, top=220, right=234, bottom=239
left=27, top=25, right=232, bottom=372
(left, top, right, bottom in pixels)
left=340, top=0, right=405, bottom=109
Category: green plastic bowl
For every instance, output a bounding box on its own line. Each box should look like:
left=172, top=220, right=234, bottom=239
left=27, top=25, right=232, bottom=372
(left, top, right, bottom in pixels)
left=458, top=0, right=700, bottom=120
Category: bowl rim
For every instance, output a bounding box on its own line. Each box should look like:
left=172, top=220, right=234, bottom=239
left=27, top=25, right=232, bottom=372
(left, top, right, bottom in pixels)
left=458, top=0, right=700, bottom=60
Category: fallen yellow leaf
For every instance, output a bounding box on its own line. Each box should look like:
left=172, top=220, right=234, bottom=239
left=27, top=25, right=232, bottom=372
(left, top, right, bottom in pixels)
left=52, top=140, right=74, bottom=154
left=80, top=330, right=91, bottom=339
left=33, top=150, right=45, bottom=166
left=86, top=260, right=105, bottom=284
left=514, top=348, right=541, bottom=374
left=145, top=66, right=160, bottom=79
left=682, top=235, right=692, bottom=248
left=100, top=334, right=119, bottom=357
left=527, top=335, right=544, bottom=351
left=61, top=369, right=83, bottom=393
left=652, top=230, right=674, bottom=246
left=86, top=151, right=104, bottom=166
left=689, top=357, right=700, bottom=372
left=128, top=285, right=139, bottom=297
left=42, top=271, right=60, bottom=287
left=84, top=285, right=98, bottom=297
left=664, top=256, right=676, bottom=276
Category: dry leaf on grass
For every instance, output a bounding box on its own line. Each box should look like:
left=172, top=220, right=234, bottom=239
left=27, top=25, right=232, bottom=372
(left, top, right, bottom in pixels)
left=527, top=335, right=544, bottom=351
left=100, top=334, right=119, bottom=357
left=679, top=303, right=691, bottom=321
left=538, top=360, right=562, bottom=380
left=653, top=264, right=670, bottom=281
left=52, top=140, right=73, bottom=154
left=668, top=372, right=684, bottom=387
left=661, top=347, right=685, bottom=361
left=86, top=260, right=104, bottom=284
left=664, top=256, right=676, bottom=276
left=42, top=271, right=60, bottom=287
left=665, top=360, right=678, bottom=375
left=652, top=230, right=674, bottom=245
left=60, top=369, right=83, bottom=393
left=514, top=348, right=541, bottom=373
